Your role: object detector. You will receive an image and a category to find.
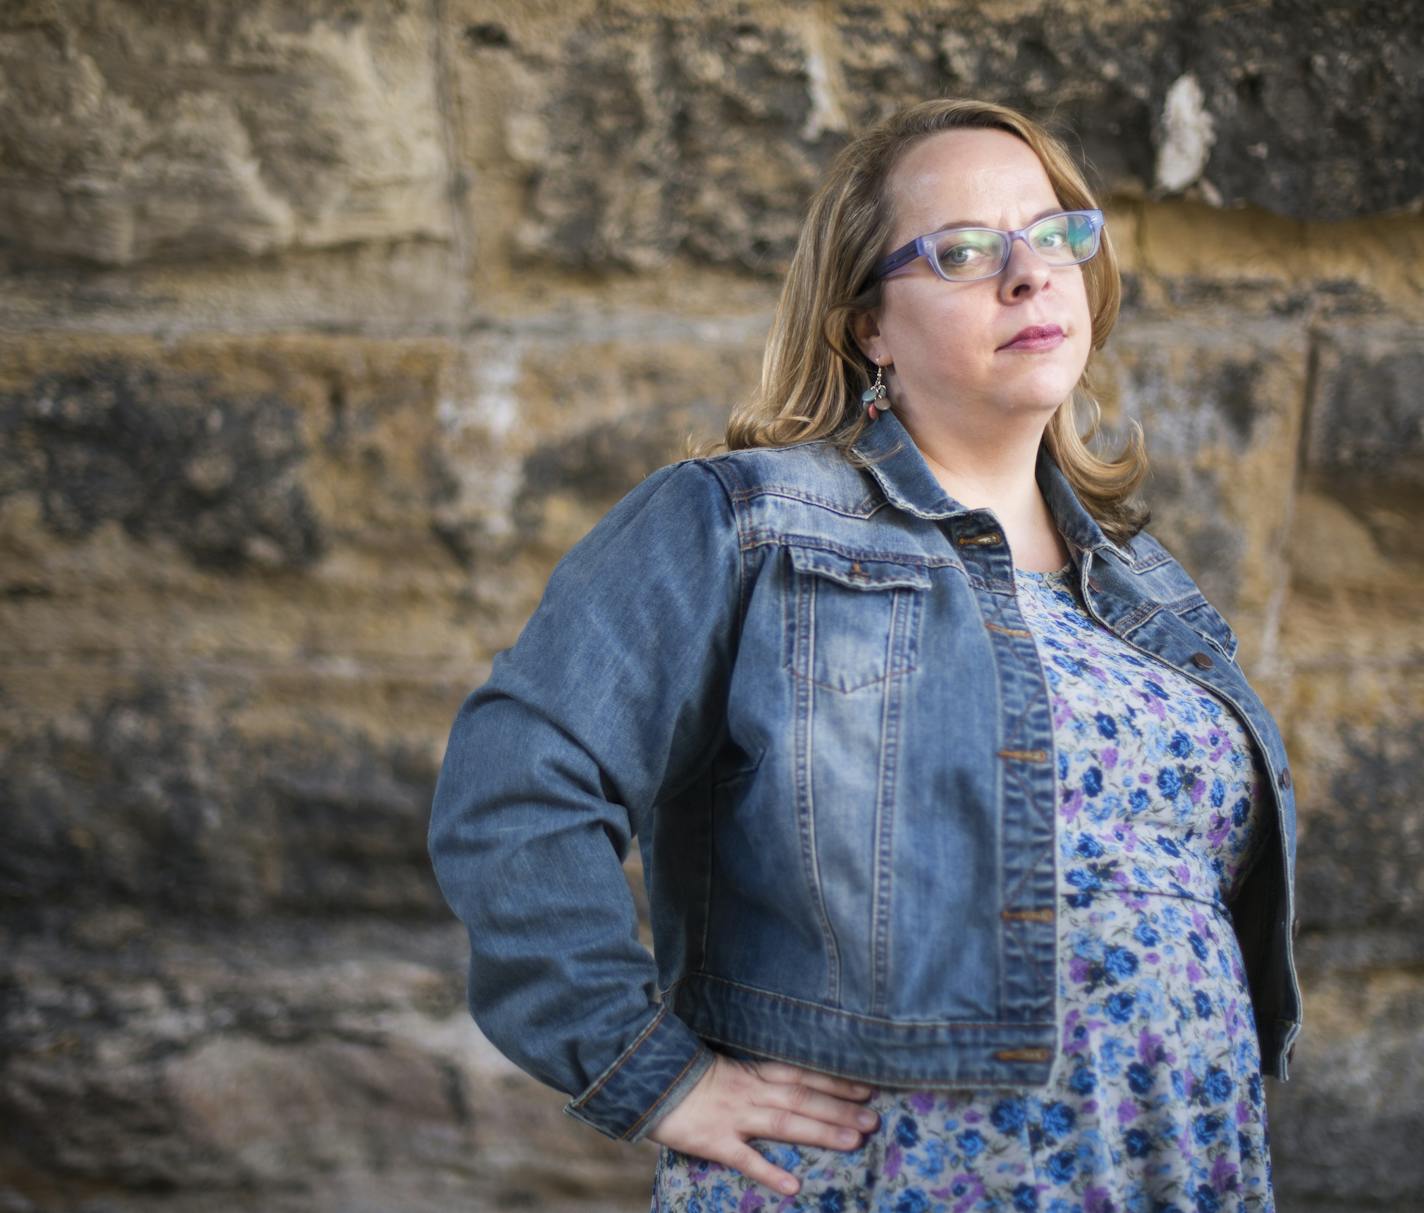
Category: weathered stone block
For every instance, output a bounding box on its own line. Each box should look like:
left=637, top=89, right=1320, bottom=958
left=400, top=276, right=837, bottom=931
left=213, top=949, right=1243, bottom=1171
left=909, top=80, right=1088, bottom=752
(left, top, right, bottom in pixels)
left=0, top=924, right=658, bottom=1212
left=0, top=1, right=451, bottom=268
left=431, top=329, right=759, bottom=561
left=1277, top=669, right=1424, bottom=948
left=1089, top=319, right=1307, bottom=660
left=0, top=680, right=445, bottom=922
left=836, top=2, right=1424, bottom=221
left=1268, top=968, right=1424, bottom=1209
left=454, top=0, right=1421, bottom=289
left=0, top=333, right=512, bottom=676
left=453, top=2, right=839, bottom=279
left=1305, top=329, right=1424, bottom=571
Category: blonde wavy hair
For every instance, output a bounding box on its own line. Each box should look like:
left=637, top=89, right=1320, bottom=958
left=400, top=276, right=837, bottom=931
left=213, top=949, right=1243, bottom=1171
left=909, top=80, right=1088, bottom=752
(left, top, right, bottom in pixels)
left=694, top=97, right=1149, bottom=543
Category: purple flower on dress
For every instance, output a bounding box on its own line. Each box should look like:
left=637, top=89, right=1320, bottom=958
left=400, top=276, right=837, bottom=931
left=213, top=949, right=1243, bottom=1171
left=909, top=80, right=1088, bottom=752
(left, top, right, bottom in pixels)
left=1083, top=1185, right=1114, bottom=1213
left=1210, top=1153, right=1240, bottom=1192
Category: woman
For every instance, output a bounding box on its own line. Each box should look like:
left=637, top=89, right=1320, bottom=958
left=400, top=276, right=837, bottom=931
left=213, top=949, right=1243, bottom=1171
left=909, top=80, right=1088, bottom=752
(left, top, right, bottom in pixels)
left=428, top=98, right=1301, bottom=1211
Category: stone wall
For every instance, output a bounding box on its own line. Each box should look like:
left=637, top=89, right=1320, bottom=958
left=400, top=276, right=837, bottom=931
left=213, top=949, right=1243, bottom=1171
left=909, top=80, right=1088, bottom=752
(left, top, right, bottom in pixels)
left=1, top=2, right=1420, bottom=1211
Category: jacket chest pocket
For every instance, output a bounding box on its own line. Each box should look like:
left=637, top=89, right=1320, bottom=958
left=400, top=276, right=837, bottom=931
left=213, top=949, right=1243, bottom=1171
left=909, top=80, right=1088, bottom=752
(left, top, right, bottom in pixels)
left=783, top=545, right=931, bottom=694
left=1168, top=593, right=1240, bottom=664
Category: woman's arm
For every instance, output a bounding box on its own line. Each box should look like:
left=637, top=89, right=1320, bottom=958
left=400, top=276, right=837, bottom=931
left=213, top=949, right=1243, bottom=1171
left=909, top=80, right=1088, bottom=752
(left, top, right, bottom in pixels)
left=427, top=459, right=741, bottom=1143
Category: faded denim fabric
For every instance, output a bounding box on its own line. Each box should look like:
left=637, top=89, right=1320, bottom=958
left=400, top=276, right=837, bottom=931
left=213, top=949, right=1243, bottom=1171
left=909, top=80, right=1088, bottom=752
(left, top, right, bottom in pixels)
left=427, top=410, right=1301, bottom=1144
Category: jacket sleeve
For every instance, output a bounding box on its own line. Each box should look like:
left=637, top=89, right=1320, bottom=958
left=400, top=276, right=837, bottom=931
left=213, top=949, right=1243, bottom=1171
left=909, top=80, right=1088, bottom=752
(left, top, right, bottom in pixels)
left=427, top=459, right=740, bottom=1143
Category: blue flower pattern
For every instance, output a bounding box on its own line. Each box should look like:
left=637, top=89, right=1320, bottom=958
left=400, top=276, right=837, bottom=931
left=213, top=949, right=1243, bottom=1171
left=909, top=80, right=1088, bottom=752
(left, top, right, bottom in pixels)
left=652, top=561, right=1273, bottom=1210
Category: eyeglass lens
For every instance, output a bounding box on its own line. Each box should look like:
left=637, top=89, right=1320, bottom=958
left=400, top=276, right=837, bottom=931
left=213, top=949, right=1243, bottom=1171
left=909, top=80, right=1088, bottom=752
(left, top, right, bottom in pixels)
left=931, top=212, right=1100, bottom=281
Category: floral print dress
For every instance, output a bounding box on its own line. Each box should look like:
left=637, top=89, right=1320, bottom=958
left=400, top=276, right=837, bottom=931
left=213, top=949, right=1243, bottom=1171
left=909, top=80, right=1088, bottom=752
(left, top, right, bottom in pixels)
left=651, top=559, right=1275, bottom=1213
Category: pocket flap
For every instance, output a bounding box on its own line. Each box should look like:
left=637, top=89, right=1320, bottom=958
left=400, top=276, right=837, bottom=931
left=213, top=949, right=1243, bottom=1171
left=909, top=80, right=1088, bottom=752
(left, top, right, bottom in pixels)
left=1170, top=594, right=1240, bottom=662
left=787, top=545, right=932, bottom=591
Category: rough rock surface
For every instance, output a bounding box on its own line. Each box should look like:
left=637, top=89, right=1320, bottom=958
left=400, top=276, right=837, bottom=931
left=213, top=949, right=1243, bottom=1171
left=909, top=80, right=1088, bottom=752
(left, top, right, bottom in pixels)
left=1, top=2, right=1421, bottom=1211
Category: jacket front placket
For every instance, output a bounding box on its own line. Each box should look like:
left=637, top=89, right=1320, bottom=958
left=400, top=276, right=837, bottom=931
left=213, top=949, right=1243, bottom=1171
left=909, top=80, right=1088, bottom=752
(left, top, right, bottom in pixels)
left=852, top=416, right=1062, bottom=1047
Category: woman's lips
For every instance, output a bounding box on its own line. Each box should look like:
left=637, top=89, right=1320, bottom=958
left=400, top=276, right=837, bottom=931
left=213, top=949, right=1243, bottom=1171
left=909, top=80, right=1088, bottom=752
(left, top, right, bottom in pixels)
left=998, top=325, right=1065, bottom=352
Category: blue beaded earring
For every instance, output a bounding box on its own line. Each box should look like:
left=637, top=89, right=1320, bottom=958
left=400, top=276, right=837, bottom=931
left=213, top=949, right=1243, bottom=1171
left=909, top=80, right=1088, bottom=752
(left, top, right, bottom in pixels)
left=862, top=363, right=890, bottom=420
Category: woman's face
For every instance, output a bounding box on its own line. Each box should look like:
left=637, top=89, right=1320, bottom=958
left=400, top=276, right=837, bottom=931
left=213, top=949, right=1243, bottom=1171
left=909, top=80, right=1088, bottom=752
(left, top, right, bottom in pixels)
left=855, top=128, right=1094, bottom=433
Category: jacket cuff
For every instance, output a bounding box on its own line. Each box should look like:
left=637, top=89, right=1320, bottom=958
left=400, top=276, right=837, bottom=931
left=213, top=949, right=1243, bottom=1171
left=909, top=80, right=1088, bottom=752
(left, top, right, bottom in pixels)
left=563, top=1005, right=716, bottom=1142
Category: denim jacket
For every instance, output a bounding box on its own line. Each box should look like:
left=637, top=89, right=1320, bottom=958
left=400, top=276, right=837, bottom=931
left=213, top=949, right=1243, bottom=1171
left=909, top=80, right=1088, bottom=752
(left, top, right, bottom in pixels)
left=428, top=409, right=1301, bottom=1145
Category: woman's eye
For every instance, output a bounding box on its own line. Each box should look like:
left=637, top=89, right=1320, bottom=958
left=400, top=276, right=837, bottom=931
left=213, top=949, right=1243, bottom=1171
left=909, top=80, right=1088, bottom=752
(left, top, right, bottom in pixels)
left=940, top=242, right=992, bottom=267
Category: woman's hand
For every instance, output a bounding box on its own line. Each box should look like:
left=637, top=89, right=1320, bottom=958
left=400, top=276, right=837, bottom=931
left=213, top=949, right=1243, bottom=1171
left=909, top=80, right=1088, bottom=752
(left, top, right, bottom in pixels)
left=645, top=1053, right=880, bottom=1196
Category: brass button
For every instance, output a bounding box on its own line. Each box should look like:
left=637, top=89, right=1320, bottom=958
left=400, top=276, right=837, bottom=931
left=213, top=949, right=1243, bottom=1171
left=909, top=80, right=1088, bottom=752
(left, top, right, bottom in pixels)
left=1279, top=766, right=1292, bottom=790
left=1191, top=651, right=1214, bottom=669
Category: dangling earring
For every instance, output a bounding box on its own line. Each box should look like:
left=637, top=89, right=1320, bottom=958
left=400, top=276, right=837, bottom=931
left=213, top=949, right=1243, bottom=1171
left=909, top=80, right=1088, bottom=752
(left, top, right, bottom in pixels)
left=862, top=363, right=890, bottom=420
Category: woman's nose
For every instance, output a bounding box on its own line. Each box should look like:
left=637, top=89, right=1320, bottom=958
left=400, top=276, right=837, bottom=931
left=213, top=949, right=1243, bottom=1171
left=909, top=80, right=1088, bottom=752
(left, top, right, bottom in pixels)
left=998, top=235, right=1052, bottom=301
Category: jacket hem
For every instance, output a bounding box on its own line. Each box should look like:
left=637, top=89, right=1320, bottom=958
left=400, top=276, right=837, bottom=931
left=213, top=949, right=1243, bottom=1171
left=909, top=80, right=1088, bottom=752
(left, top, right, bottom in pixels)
left=670, top=972, right=1057, bottom=1088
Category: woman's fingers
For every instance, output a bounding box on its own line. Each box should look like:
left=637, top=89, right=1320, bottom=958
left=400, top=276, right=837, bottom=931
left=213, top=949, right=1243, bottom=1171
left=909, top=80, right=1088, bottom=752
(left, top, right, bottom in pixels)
left=724, top=1139, right=804, bottom=1196
left=746, top=1104, right=868, bottom=1151
left=751, top=1060, right=877, bottom=1102
left=755, top=1070, right=880, bottom=1133
left=646, top=1054, right=880, bottom=1197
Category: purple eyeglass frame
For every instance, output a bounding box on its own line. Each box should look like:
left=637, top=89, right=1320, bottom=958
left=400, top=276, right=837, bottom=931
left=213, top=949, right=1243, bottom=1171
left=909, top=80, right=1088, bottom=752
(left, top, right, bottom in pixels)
left=871, top=208, right=1106, bottom=283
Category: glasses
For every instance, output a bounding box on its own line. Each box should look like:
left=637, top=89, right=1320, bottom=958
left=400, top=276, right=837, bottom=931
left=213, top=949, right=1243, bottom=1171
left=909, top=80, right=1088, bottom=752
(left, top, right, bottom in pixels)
left=871, top=209, right=1105, bottom=283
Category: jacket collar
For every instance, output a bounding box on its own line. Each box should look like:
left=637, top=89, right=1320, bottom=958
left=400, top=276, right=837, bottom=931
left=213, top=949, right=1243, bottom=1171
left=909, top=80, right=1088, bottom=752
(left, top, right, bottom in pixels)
left=849, top=409, right=1122, bottom=560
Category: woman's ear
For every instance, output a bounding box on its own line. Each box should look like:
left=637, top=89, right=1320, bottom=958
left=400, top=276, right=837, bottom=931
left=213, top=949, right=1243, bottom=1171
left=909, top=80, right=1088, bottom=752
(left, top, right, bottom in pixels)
left=851, top=309, right=884, bottom=364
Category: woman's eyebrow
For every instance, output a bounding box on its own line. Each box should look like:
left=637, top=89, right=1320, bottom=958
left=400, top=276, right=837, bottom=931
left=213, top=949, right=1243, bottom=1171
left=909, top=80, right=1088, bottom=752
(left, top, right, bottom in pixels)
left=927, top=205, right=1065, bottom=233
